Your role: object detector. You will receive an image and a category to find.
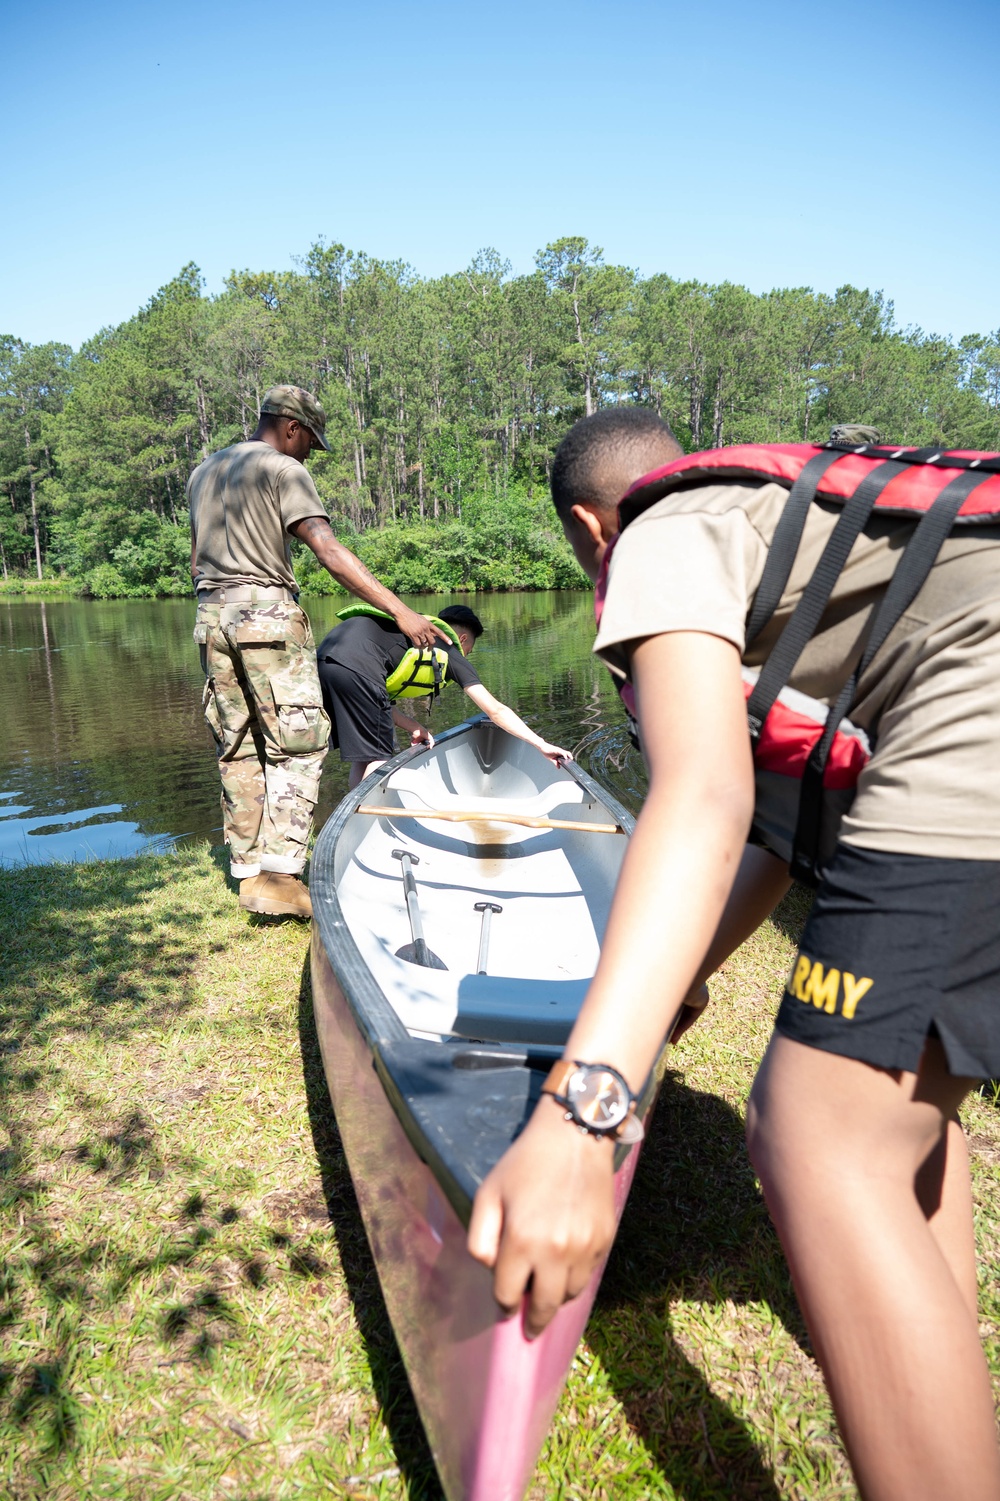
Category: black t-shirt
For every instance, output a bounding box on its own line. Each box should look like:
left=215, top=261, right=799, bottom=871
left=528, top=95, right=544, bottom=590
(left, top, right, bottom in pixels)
left=316, top=614, right=482, bottom=690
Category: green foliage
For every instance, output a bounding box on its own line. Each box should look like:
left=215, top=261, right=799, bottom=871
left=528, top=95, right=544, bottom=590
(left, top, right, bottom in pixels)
left=0, top=575, right=80, bottom=597
left=2, top=240, right=1000, bottom=592
left=297, top=483, right=587, bottom=594
left=0, top=336, right=72, bottom=580
left=82, top=515, right=191, bottom=598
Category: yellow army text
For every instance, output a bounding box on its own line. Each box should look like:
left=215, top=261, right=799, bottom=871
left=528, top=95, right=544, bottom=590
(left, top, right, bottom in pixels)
left=787, top=953, right=873, bottom=1020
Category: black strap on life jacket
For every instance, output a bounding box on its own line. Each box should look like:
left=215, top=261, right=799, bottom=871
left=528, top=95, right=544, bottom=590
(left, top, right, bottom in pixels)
left=745, top=449, right=848, bottom=647
left=745, top=444, right=1000, bottom=658
left=816, top=443, right=1000, bottom=476
left=789, top=465, right=992, bottom=881
left=745, top=459, right=908, bottom=742
left=394, top=647, right=446, bottom=699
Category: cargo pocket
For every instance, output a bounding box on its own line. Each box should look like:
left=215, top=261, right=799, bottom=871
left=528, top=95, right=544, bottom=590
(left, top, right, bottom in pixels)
left=267, top=651, right=330, bottom=755
left=268, top=666, right=330, bottom=762
left=275, top=703, right=330, bottom=756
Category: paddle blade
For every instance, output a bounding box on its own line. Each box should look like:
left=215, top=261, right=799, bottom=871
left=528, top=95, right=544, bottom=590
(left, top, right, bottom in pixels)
left=395, top=940, right=448, bottom=970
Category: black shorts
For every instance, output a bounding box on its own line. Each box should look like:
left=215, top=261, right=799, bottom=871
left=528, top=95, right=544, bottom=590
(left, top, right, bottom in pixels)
left=316, top=659, right=395, bottom=763
left=775, top=843, right=1000, bottom=1079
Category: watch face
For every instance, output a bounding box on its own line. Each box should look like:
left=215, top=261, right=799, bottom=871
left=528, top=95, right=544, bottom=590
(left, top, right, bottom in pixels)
left=567, top=1066, right=629, bottom=1132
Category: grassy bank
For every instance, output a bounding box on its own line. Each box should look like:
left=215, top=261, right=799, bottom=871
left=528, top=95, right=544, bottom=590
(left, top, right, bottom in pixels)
left=0, top=577, right=83, bottom=598
left=1, top=849, right=998, bottom=1500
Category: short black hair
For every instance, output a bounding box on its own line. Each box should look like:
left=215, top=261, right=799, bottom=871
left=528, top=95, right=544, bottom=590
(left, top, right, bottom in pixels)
left=439, top=604, right=484, bottom=638
left=550, top=406, right=680, bottom=518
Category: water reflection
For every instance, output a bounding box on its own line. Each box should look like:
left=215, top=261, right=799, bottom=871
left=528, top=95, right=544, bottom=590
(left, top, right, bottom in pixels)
left=575, top=722, right=648, bottom=813
left=0, top=593, right=645, bottom=866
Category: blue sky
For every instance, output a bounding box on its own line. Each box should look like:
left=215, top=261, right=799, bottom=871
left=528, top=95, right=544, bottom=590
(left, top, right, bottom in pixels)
left=3, top=0, right=998, bottom=349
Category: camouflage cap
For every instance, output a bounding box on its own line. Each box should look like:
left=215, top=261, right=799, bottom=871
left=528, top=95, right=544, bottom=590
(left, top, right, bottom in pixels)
left=260, top=385, right=331, bottom=451
left=829, top=423, right=883, bottom=447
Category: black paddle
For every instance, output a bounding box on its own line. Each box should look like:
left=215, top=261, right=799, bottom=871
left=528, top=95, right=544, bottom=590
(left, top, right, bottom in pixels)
left=392, top=849, right=447, bottom=969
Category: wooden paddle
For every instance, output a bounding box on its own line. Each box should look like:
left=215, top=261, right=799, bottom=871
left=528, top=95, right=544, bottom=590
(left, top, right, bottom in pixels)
left=356, top=805, right=622, bottom=834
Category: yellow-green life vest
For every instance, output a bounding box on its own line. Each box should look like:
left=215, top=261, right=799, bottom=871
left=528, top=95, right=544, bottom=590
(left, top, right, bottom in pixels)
left=335, top=605, right=464, bottom=699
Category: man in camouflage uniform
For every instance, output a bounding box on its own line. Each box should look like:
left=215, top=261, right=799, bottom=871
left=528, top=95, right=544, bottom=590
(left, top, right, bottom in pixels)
left=189, top=385, right=447, bottom=917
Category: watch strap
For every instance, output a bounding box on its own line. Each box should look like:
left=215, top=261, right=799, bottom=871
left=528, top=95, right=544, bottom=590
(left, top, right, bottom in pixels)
left=540, top=1058, right=579, bottom=1102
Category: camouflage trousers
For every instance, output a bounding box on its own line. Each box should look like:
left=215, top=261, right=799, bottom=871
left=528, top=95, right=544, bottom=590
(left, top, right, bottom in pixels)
left=194, top=598, right=330, bottom=878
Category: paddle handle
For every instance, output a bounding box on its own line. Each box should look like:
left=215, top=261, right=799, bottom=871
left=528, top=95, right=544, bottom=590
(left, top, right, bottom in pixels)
left=358, top=805, right=622, bottom=834
left=474, top=901, right=502, bottom=974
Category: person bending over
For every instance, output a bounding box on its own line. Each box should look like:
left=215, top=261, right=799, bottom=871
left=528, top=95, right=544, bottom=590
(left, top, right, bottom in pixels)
left=468, top=406, right=1000, bottom=1501
left=316, top=603, right=570, bottom=788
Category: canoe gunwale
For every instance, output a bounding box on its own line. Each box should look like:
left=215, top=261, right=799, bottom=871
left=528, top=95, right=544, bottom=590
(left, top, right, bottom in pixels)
left=309, top=720, right=656, bottom=1501
left=311, top=745, right=422, bottom=1053
left=311, top=713, right=636, bottom=1056
left=310, top=714, right=642, bottom=1223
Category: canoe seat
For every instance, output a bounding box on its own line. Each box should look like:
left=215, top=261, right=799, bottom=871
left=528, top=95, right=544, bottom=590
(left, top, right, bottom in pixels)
left=452, top=975, right=589, bottom=1046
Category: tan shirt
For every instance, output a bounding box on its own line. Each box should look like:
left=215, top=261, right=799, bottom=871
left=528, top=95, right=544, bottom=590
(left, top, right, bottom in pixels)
left=187, top=441, right=327, bottom=591
left=595, top=480, right=1000, bottom=860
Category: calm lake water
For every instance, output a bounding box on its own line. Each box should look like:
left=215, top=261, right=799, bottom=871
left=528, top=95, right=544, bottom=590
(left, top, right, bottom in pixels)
left=0, top=593, right=645, bottom=866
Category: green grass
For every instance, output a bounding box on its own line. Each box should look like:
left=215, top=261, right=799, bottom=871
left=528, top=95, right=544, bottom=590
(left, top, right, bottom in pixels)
left=0, top=577, right=83, bottom=598
left=0, top=852, right=998, bottom=1500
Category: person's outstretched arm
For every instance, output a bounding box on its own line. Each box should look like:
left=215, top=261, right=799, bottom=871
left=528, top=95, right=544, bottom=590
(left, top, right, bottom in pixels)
left=288, top=516, right=449, bottom=651
left=463, top=682, right=572, bottom=764
left=467, top=629, right=754, bottom=1334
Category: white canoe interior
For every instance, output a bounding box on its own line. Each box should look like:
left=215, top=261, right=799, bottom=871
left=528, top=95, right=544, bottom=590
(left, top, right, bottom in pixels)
left=331, top=722, right=631, bottom=1046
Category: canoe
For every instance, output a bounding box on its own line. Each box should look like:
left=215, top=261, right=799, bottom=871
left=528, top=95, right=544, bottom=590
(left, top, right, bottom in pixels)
left=309, top=715, right=654, bottom=1501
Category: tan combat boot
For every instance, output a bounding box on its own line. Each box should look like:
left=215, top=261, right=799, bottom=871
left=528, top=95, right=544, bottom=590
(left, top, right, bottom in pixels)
left=239, top=872, right=313, bottom=918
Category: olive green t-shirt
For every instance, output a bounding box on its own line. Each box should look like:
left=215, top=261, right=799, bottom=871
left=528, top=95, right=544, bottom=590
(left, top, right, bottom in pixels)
left=187, top=441, right=327, bottom=591
left=594, top=480, right=1000, bottom=860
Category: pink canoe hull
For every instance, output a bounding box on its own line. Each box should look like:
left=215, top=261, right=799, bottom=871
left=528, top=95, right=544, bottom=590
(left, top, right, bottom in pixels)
left=311, top=933, right=641, bottom=1501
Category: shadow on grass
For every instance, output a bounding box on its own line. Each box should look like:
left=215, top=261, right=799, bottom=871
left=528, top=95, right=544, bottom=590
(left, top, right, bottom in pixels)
left=296, top=957, right=443, bottom=1500
left=0, top=853, right=208, bottom=1184
left=590, top=1070, right=804, bottom=1500
left=298, top=941, right=817, bottom=1501
left=769, top=881, right=815, bottom=947
left=0, top=852, right=234, bottom=1458
left=582, top=881, right=816, bottom=1498
left=0, top=852, right=215, bottom=1170
left=0, top=854, right=205, bottom=1063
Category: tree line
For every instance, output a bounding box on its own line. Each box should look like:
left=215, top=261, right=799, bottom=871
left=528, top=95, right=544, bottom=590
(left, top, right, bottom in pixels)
left=2, top=236, right=999, bottom=596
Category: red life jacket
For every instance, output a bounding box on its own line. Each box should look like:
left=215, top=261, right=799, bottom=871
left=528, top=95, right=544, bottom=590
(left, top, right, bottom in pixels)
left=596, top=439, right=1000, bottom=884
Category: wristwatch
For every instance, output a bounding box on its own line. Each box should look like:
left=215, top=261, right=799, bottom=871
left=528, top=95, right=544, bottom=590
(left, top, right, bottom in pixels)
left=541, top=1060, right=644, bottom=1143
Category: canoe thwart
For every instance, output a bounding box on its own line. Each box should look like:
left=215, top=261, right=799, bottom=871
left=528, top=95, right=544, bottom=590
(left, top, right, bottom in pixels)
left=358, top=805, right=622, bottom=834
